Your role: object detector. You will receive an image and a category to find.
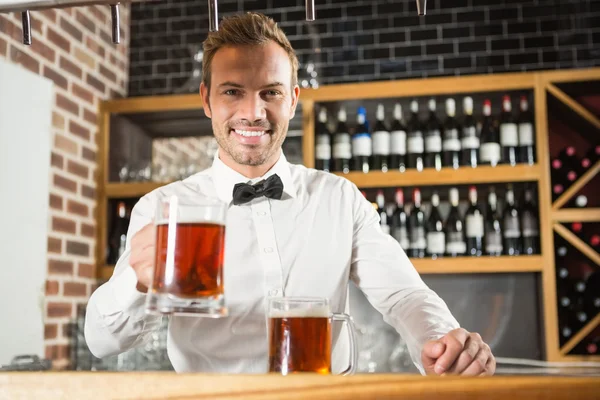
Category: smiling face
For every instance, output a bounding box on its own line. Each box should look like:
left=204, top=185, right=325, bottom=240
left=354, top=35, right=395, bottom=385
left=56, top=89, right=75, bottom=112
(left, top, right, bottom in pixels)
left=200, top=41, right=300, bottom=176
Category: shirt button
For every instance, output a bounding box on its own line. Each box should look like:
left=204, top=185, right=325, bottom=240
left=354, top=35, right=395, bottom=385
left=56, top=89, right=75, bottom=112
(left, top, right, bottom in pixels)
left=269, top=289, right=279, bottom=296
left=264, top=247, right=273, bottom=253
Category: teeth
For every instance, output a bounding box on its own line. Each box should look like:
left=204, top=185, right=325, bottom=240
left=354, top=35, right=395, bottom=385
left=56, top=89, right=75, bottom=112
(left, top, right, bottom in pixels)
left=234, top=129, right=266, bottom=137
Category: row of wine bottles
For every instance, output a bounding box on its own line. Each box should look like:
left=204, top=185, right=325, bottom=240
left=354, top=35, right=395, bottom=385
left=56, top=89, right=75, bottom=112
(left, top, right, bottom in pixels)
left=364, top=184, right=540, bottom=258
left=551, top=145, right=600, bottom=203
left=315, top=94, right=536, bottom=174
left=555, top=238, right=600, bottom=346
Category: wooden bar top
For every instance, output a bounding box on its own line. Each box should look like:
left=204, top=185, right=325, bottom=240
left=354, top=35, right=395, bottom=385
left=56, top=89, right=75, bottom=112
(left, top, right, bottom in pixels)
left=1, top=372, right=599, bottom=399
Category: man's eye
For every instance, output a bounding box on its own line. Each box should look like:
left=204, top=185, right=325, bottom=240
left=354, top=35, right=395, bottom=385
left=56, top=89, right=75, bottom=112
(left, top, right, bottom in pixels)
left=224, top=89, right=239, bottom=95
left=266, top=90, right=281, bottom=96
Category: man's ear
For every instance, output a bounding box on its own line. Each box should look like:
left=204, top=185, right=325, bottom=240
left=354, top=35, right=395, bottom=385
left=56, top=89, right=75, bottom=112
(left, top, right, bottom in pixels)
left=200, top=82, right=212, bottom=118
left=289, top=85, right=300, bottom=119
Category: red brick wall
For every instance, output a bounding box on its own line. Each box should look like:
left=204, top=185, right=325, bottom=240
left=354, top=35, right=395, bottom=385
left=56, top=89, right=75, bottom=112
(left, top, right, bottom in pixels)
left=0, top=5, right=130, bottom=369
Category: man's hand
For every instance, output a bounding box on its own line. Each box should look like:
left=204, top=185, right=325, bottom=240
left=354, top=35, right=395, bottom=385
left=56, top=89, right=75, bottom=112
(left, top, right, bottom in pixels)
left=128, top=223, right=156, bottom=293
left=421, top=328, right=496, bottom=376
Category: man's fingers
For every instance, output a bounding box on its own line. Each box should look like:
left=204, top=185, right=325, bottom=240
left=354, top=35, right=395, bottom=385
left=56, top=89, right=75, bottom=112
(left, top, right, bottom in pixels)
left=434, top=328, right=469, bottom=374
left=477, top=350, right=496, bottom=376
left=421, top=340, right=446, bottom=374
left=447, top=336, right=480, bottom=374
left=461, top=346, right=491, bottom=376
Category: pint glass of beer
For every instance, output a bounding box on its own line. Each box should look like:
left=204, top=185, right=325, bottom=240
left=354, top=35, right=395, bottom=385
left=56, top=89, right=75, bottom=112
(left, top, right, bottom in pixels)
left=145, top=193, right=228, bottom=317
left=267, top=297, right=357, bottom=375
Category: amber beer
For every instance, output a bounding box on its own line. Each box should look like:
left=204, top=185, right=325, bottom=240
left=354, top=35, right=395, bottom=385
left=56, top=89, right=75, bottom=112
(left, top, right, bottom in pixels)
left=267, top=297, right=357, bottom=375
left=268, top=311, right=332, bottom=375
left=146, top=194, right=228, bottom=317
left=152, top=222, right=225, bottom=298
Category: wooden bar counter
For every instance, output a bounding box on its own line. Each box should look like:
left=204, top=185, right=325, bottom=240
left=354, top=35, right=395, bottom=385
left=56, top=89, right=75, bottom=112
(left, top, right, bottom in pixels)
left=1, top=372, right=599, bottom=399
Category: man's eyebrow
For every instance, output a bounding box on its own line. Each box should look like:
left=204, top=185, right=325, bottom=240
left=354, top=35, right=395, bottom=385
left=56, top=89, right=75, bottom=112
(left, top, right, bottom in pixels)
left=262, top=82, right=285, bottom=88
left=218, top=81, right=244, bottom=88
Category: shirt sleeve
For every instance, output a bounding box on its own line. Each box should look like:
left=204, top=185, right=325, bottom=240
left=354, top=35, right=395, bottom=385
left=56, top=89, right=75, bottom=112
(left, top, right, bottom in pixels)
left=84, top=193, right=163, bottom=359
left=347, top=182, right=460, bottom=374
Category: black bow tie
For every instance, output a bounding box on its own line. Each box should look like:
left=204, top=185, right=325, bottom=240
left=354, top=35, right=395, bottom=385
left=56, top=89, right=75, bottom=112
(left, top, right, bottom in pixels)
left=232, top=174, right=284, bottom=205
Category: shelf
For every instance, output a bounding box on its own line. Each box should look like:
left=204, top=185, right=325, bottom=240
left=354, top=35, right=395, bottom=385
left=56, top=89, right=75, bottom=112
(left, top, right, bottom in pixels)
left=552, top=209, right=600, bottom=223
left=403, top=256, right=543, bottom=274
left=552, top=161, right=600, bottom=210
left=553, top=223, right=600, bottom=266
left=334, top=164, right=541, bottom=189
left=560, top=313, right=600, bottom=356
left=105, top=181, right=173, bottom=198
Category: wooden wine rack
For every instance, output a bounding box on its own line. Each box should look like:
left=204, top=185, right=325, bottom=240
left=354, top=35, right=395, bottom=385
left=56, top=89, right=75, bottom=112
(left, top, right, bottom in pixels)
left=96, top=68, right=600, bottom=363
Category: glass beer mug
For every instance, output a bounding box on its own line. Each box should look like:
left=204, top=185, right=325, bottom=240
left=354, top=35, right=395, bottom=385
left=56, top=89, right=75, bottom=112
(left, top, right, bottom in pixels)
left=267, top=297, right=357, bottom=375
left=145, top=193, right=228, bottom=317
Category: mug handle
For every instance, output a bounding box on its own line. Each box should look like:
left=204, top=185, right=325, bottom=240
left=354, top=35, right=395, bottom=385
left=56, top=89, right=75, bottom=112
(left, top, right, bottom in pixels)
left=331, top=313, right=358, bottom=376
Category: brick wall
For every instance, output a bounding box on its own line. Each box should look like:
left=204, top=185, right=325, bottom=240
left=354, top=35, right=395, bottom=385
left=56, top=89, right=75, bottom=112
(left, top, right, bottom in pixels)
left=128, top=0, right=600, bottom=97
left=0, top=5, right=130, bottom=369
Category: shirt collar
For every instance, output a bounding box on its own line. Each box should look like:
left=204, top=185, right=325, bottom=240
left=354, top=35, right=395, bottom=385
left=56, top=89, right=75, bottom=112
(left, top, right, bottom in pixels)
left=205, top=149, right=297, bottom=204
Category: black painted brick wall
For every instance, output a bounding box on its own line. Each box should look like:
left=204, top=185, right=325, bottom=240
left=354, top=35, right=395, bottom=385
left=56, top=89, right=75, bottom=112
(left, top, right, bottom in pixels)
left=128, top=0, right=600, bottom=96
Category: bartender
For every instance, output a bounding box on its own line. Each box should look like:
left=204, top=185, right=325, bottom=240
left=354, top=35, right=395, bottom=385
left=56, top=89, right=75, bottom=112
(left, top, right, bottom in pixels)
left=85, top=12, right=495, bottom=376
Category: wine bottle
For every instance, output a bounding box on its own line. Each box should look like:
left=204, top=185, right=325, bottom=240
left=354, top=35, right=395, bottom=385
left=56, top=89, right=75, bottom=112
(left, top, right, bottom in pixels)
left=485, top=187, right=503, bottom=256
left=424, top=98, right=443, bottom=171
left=479, top=99, right=501, bottom=167
left=332, top=107, right=351, bottom=174
left=518, top=95, right=536, bottom=165
left=390, top=103, right=407, bottom=172
left=503, top=185, right=522, bottom=256
left=550, top=158, right=566, bottom=202
left=426, top=192, right=445, bottom=259
left=442, top=98, right=462, bottom=170
left=372, top=104, right=390, bottom=172
left=461, top=96, right=479, bottom=168
left=445, top=187, right=466, bottom=257
left=391, top=188, right=410, bottom=251
left=583, top=271, right=600, bottom=319
left=465, top=186, right=484, bottom=256
left=585, top=144, right=600, bottom=165
left=590, top=234, right=600, bottom=252
left=408, top=188, right=426, bottom=258
left=407, top=100, right=424, bottom=171
left=521, top=187, right=540, bottom=255
left=557, top=146, right=578, bottom=171
left=107, top=201, right=129, bottom=265
left=352, top=106, right=372, bottom=173
left=500, top=95, right=519, bottom=166
left=376, top=189, right=390, bottom=234
left=585, top=337, right=599, bottom=355
left=315, top=107, right=332, bottom=172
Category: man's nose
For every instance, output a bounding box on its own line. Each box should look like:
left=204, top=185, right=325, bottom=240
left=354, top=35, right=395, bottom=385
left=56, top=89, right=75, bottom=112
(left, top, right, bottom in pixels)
left=238, top=94, right=267, bottom=123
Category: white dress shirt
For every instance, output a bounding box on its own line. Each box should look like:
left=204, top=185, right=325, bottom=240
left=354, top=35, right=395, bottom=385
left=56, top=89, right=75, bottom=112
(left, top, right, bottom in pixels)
left=85, top=150, right=459, bottom=374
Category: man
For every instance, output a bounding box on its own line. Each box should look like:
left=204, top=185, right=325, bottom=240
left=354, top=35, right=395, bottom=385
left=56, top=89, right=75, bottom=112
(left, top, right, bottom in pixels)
left=85, top=12, right=495, bottom=376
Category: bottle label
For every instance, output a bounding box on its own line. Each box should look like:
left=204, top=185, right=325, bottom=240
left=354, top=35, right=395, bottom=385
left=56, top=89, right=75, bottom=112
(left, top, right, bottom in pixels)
left=485, top=232, right=503, bottom=253
left=390, top=130, right=407, bottom=155
left=518, top=123, right=534, bottom=146
left=372, top=131, right=391, bottom=155
left=446, top=240, right=466, bottom=254
left=461, top=127, right=479, bottom=149
left=443, top=138, right=461, bottom=152
left=409, top=227, right=426, bottom=250
left=466, top=214, right=484, bottom=238
left=407, top=135, right=424, bottom=154
left=521, top=214, right=539, bottom=237
left=352, top=134, right=372, bottom=157
left=500, top=123, right=519, bottom=146
left=333, top=133, right=351, bottom=159
left=480, top=143, right=501, bottom=163
left=315, top=143, right=331, bottom=160
left=393, top=227, right=410, bottom=250
left=504, top=217, right=521, bottom=238
left=426, top=231, right=446, bottom=254
left=425, top=133, right=442, bottom=152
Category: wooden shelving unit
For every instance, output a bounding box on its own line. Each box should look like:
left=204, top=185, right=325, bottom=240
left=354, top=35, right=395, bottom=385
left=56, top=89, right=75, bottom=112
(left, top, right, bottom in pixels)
left=412, top=256, right=543, bottom=274
left=96, top=68, right=600, bottom=364
left=334, top=165, right=541, bottom=189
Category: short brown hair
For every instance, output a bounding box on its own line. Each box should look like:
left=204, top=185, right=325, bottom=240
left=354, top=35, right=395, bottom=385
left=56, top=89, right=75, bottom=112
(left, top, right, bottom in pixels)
left=202, top=12, right=299, bottom=91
